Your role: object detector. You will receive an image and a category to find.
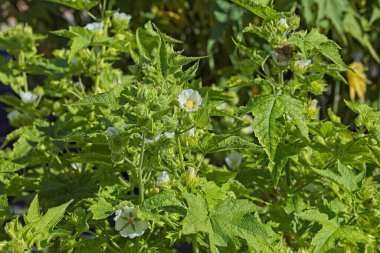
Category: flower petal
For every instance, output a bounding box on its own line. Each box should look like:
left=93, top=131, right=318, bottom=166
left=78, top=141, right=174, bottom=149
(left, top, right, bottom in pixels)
left=119, top=225, right=135, bottom=238
left=134, top=220, right=149, bottom=234
left=114, top=217, right=127, bottom=231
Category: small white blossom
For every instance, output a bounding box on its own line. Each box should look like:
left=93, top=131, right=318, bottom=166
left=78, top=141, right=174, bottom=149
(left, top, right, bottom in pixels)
left=177, top=89, right=202, bottom=112
left=20, top=91, right=38, bottom=104
left=107, top=127, right=121, bottom=138
left=84, top=22, right=104, bottom=32
left=241, top=114, right=254, bottom=134
left=113, top=12, right=131, bottom=22
left=308, top=99, right=319, bottom=119
left=7, top=110, right=21, bottom=122
left=279, top=18, right=289, bottom=29
left=162, top=132, right=175, bottom=139
left=310, top=99, right=318, bottom=109
left=216, top=102, right=229, bottom=110
left=70, top=163, right=82, bottom=170
left=187, top=167, right=196, bottom=176
left=114, top=206, right=148, bottom=238
left=145, top=134, right=162, bottom=144
left=295, top=59, right=312, bottom=68
left=187, top=128, right=196, bottom=137
left=156, top=171, right=170, bottom=187
left=225, top=151, right=243, bottom=169
left=294, top=59, right=312, bottom=73
left=146, top=132, right=175, bottom=144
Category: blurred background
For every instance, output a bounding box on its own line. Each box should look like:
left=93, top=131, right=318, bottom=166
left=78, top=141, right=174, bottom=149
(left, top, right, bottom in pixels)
left=1, top=0, right=380, bottom=142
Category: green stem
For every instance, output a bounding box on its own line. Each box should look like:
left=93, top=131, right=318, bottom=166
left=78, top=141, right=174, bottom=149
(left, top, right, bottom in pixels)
left=378, top=83, right=380, bottom=110
left=134, top=238, right=140, bottom=253
left=278, top=70, right=284, bottom=87
left=176, top=136, right=184, bottom=170
left=192, top=235, right=200, bottom=253
left=286, top=165, right=291, bottom=187
left=332, top=81, right=340, bottom=114
left=138, top=133, right=146, bottom=204
left=94, top=44, right=101, bottom=93
left=196, top=154, right=204, bottom=173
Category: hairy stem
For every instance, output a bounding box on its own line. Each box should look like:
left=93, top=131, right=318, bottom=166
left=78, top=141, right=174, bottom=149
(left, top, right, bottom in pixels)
left=332, top=81, right=340, bottom=114
left=192, top=235, right=200, bottom=253
left=176, top=136, right=184, bottom=170
left=278, top=70, right=284, bottom=87
left=138, top=133, right=146, bottom=204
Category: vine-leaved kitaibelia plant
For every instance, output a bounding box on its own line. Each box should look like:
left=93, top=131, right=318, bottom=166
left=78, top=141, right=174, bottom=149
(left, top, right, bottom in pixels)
left=0, top=0, right=379, bottom=252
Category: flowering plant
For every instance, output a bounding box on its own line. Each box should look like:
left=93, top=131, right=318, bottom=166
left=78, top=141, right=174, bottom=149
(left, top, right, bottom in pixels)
left=0, top=0, right=379, bottom=252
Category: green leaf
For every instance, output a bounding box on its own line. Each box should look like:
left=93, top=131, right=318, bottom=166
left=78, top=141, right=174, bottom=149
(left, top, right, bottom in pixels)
left=279, top=94, right=309, bottom=140
left=182, top=193, right=276, bottom=252
left=25, top=199, right=73, bottom=249
left=232, top=0, right=277, bottom=19
left=345, top=100, right=380, bottom=142
left=295, top=209, right=329, bottom=223
left=71, top=91, right=121, bottom=108
left=24, top=195, right=41, bottom=224
left=311, top=220, right=340, bottom=253
left=88, top=198, right=113, bottom=220
left=318, top=42, right=346, bottom=68
left=233, top=38, right=267, bottom=65
left=200, top=134, right=260, bottom=154
left=5, top=195, right=73, bottom=250
left=45, top=0, right=98, bottom=10
left=0, top=159, right=26, bottom=173
left=182, top=193, right=211, bottom=235
left=310, top=161, right=360, bottom=192
left=297, top=208, right=373, bottom=252
left=250, top=94, right=284, bottom=161
left=268, top=143, right=300, bottom=187
left=156, top=28, right=170, bottom=78
left=143, top=191, right=186, bottom=215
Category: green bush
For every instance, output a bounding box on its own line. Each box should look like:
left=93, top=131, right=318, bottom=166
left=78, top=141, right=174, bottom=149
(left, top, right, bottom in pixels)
left=0, top=0, right=379, bottom=252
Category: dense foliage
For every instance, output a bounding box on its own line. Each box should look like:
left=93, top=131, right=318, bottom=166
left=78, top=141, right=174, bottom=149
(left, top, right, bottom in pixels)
left=0, top=0, right=379, bottom=252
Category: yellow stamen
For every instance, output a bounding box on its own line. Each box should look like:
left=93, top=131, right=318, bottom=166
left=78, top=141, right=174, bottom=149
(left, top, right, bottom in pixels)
left=185, top=99, right=194, bottom=109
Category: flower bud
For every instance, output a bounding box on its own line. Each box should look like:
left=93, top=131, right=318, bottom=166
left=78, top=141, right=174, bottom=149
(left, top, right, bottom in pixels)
left=107, top=127, right=121, bottom=138
left=272, top=44, right=294, bottom=67
left=293, top=59, right=312, bottom=74
left=156, top=171, right=170, bottom=187
left=279, top=18, right=289, bottom=30
left=112, top=12, right=131, bottom=29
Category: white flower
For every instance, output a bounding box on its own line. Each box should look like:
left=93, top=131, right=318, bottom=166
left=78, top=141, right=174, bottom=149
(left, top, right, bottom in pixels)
left=113, top=12, right=131, bottom=22
left=310, top=99, right=318, bottom=109
left=216, top=102, right=229, bottom=110
left=294, top=59, right=312, bottom=73
left=156, top=171, right=170, bottom=187
left=187, top=167, right=196, bottom=176
left=114, top=206, right=148, bottom=238
left=20, top=91, right=38, bottom=104
left=308, top=99, right=319, bottom=119
left=84, top=22, right=104, bottom=32
left=295, top=59, right=311, bottom=68
left=279, top=18, right=289, bottom=29
left=177, top=89, right=202, bottom=112
left=7, top=110, right=21, bottom=122
left=107, top=127, right=121, bottom=138
left=146, top=132, right=174, bottom=144
left=241, top=114, right=254, bottom=134
left=187, top=128, right=196, bottom=137
left=163, top=132, right=175, bottom=139
left=145, top=133, right=162, bottom=144
left=70, top=163, right=82, bottom=170
left=225, top=151, right=243, bottom=169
